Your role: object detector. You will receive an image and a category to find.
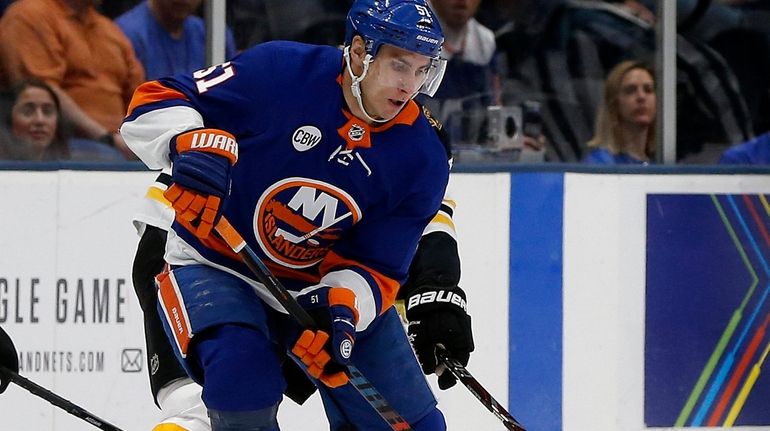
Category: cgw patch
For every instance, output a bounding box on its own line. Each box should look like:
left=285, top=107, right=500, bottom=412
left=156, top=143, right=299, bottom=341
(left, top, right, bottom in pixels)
left=253, top=177, right=362, bottom=268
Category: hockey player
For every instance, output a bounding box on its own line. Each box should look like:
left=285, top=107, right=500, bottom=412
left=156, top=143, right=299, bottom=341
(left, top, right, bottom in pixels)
left=122, top=0, right=473, bottom=430
left=130, top=108, right=473, bottom=430
left=131, top=167, right=472, bottom=430
left=133, top=170, right=324, bottom=431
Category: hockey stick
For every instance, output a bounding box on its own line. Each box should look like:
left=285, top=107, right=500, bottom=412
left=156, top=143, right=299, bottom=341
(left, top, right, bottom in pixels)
left=214, top=217, right=414, bottom=431
left=0, top=327, right=124, bottom=431
left=437, top=348, right=526, bottom=431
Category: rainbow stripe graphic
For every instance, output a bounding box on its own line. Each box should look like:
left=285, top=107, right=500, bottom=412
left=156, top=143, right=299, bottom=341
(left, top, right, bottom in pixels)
left=646, top=194, right=770, bottom=427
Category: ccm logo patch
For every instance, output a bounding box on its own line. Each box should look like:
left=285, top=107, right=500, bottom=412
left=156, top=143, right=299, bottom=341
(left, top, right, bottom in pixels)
left=340, top=339, right=353, bottom=359
left=292, top=125, right=322, bottom=151
left=407, top=290, right=467, bottom=312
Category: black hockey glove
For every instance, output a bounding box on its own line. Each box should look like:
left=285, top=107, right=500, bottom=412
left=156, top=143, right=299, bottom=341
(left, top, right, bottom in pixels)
left=405, top=285, right=474, bottom=390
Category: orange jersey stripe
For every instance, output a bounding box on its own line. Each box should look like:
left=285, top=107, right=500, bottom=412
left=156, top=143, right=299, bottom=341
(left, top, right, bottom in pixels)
left=126, top=80, right=189, bottom=117
left=320, top=251, right=400, bottom=314
left=339, top=100, right=420, bottom=133
left=336, top=72, right=419, bottom=132
left=371, top=100, right=419, bottom=132
left=329, top=287, right=360, bottom=324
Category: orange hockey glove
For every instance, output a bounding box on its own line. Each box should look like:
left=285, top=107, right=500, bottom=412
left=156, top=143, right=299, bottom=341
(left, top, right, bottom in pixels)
left=291, top=330, right=349, bottom=388
left=291, top=287, right=359, bottom=388
left=164, top=128, right=238, bottom=239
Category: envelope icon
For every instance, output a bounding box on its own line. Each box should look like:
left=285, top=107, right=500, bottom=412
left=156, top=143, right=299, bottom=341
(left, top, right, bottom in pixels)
left=121, top=349, right=143, bottom=372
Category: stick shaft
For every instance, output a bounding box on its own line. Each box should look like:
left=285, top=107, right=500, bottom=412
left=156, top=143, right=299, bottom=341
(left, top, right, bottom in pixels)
left=0, top=367, right=123, bottom=431
left=215, top=218, right=413, bottom=431
left=437, top=352, right=526, bottom=431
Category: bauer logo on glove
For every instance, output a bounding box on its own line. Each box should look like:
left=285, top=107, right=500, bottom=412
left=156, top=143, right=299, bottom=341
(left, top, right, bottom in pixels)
left=406, top=289, right=467, bottom=312
left=404, top=284, right=474, bottom=390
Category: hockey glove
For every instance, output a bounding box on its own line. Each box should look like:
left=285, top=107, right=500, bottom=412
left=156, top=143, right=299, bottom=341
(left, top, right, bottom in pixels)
left=291, top=287, right=359, bottom=388
left=164, top=128, right=238, bottom=240
left=405, top=285, right=474, bottom=390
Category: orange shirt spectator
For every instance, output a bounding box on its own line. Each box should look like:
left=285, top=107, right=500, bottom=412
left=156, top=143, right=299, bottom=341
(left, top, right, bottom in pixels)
left=0, top=0, right=145, bottom=157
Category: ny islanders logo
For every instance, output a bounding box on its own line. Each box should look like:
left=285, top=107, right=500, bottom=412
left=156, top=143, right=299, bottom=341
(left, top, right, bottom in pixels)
left=254, top=178, right=362, bottom=268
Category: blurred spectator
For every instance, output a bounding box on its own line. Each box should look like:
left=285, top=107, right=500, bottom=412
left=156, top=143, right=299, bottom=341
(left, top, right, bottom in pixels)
left=116, top=0, right=237, bottom=80
left=0, top=78, right=125, bottom=161
left=477, top=0, right=539, bottom=83
left=420, top=0, right=549, bottom=163
left=510, top=0, right=753, bottom=162
left=678, top=0, right=770, bottom=137
left=0, top=0, right=145, bottom=159
left=422, top=0, right=501, bottom=122
left=227, top=0, right=271, bottom=50
left=98, top=0, right=140, bottom=19
left=226, top=0, right=349, bottom=51
left=719, top=131, right=770, bottom=164
left=583, top=60, right=656, bottom=164
left=0, top=79, right=69, bottom=160
left=421, top=0, right=537, bottom=162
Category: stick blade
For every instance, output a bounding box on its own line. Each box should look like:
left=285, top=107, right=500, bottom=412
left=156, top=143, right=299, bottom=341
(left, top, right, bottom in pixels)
left=0, top=326, right=20, bottom=393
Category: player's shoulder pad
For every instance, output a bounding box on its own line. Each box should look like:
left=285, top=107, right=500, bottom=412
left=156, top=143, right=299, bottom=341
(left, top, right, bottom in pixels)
left=419, top=103, right=451, bottom=162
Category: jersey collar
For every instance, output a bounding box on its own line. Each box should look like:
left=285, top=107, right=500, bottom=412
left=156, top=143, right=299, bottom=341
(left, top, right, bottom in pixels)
left=336, top=73, right=420, bottom=133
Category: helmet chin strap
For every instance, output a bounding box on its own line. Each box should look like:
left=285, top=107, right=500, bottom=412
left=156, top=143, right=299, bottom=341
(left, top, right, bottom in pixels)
left=344, top=46, right=408, bottom=124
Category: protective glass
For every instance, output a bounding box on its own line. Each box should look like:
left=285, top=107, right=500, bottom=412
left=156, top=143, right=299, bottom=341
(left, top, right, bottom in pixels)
left=370, top=55, right=447, bottom=97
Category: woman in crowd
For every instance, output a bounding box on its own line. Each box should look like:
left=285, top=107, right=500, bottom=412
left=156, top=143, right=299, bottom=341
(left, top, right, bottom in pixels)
left=0, top=78, right=126, bottom=161
left=583, top=60, right=657, bottom=164
left=0, top=78, right=69, bottom=160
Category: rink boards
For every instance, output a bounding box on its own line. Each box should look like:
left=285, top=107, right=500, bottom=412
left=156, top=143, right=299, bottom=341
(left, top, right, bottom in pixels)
left=0, top=168, right=769, bottom=430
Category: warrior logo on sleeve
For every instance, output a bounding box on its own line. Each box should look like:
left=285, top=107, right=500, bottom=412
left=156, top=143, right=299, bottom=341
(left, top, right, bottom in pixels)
left=253, top=177, right=362, bottom=268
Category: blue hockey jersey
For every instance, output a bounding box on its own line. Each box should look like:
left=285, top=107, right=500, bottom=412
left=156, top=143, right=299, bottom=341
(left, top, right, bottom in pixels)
left=121, top=41, right=450, bottom=330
